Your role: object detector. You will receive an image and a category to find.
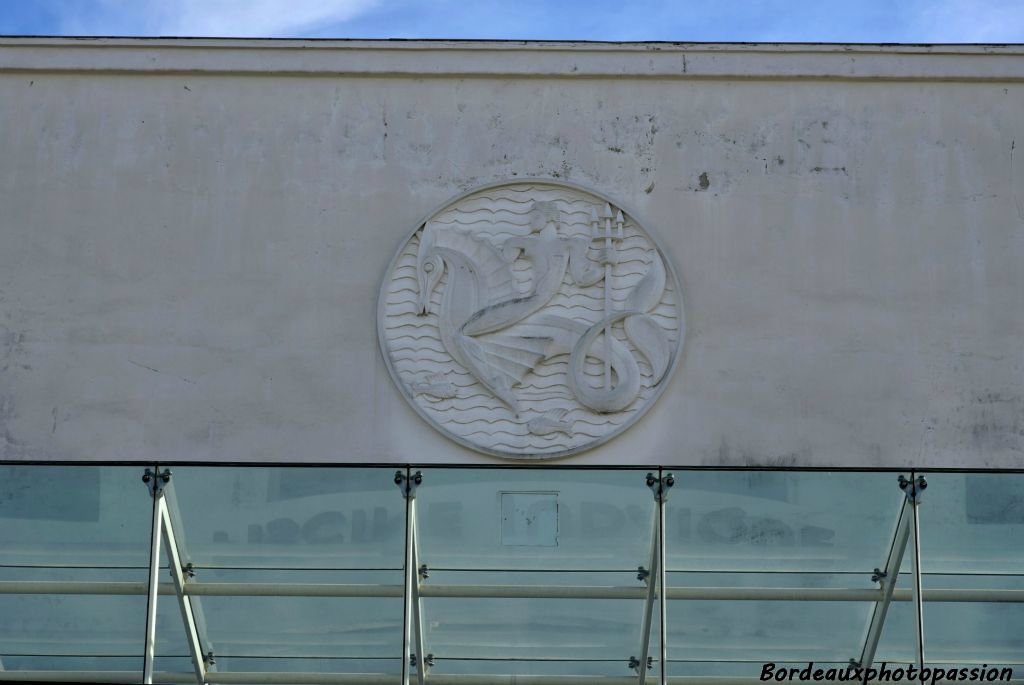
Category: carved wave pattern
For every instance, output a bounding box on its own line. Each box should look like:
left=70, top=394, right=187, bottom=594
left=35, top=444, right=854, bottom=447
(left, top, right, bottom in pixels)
left=383, top=184, right=681, bottom=457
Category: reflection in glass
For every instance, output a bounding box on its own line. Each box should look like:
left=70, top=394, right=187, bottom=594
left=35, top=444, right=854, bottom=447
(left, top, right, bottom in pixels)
left=2, top=465, right=1023, bottom=682
left=918, top=473, right=1024, bottom=664
left=0, top=465, right=152, bottom=568
left=665, top=471, right=909, bottom=676
left=666, top=471, right=903, bottom=572
left=414, top=468, right=658, bottom=678
left=0, top=466, right=151, bottom=675
left=164, top=466, right=405, bottom=570
left=153, top=466, right=405, bottom=679
left=416, top=468, right=656, bottom=571
left=918, top=472, right=1024, bottom=574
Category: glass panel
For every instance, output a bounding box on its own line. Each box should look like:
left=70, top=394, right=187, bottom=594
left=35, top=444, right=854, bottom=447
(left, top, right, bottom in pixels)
left=200, top=656, right=400, bottom=673
left=918, top=472, right=1024, bottom=665
left=153, top=571, right=403, bottom=665
left=918, top=472, right=1024, bottom=574
left=666, top=471, right=904, bottom=572
left=0, top=465, right=151, bottom=676
left=666, top=660, right=855, bottom=679
left=414, top=467, right=657, bottom=678
left=665, top=471, right=908, bottom=676
left=432, top=657, right=648, bottom=678
left=422, top=569, right=654, bottom=664
left=152, top=466, right=405, bottom=679
left=666, top=572, right=873, bottom=664
left=417, top=468, right=656, bottom=571
left=0, top=655, right=142, bottom=672
left=0, top=464, right=152, bottom=568
left=161, top=466, right=405, bottom=570
left=920, top=581, right=1024, bottom=665
left=671, top=597, right=870, bottom=663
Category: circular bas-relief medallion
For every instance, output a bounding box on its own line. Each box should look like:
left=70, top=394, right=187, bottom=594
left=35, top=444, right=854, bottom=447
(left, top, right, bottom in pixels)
left=378, top=180, right=684, bottom=460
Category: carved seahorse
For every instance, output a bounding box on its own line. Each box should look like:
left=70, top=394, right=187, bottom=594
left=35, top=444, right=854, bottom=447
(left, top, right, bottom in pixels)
left=416, top=225, right=559, bottom=413
left=415, top=220, right=669, bottom=415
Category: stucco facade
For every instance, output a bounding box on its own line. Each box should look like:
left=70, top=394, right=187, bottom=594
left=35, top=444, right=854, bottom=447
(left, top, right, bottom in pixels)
left=0, top=39, right=1022, bottom=468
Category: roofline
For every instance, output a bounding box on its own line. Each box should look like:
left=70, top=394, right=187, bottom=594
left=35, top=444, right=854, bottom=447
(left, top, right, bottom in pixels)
left=3, top=36, right=1024, bottom=51
left=2, top=36, right=1024, bottom=81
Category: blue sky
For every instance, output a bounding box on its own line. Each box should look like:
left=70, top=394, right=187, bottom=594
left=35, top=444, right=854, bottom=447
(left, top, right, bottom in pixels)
left=2, top=0, right=1023, bottom=42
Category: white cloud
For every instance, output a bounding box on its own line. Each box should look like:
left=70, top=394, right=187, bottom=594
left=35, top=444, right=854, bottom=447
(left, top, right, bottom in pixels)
left=59, top=0, right=380, bottom=37
left=172, top=0, right=379, bottom=37
left=908, top=0, right=1024, bottom=43
left=49, top=0, right=1024, bottom=42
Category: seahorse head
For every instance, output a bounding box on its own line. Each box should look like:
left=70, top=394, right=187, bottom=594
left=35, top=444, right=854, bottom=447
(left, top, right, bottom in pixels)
left=415, top=225, right=444, bottom=316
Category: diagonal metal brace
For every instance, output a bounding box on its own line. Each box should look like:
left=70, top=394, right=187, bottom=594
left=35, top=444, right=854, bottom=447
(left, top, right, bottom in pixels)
left=158, top=492, right=207, bottom=685
left=637, top=473, right=672, bottom=685
left=409, top=506, right=429, bottom=684
left=141, top=469, right=208, bottom=685
left=857, top=475, right=922, bottom=672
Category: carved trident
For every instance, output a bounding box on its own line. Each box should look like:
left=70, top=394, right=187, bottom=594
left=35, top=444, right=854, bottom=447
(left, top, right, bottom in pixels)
left=590, top=203, right=624, bottom=389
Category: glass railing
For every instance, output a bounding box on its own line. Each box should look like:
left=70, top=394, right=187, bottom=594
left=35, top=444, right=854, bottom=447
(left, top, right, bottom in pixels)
left=0, top=465, right=1021, bottom=684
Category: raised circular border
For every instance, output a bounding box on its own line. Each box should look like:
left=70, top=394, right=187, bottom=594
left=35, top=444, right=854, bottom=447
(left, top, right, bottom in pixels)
left=376, top=178, right=686, bottom=461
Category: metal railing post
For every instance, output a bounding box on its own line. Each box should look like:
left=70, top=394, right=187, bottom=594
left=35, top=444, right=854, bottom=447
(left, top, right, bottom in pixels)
left=409, top=494, right=429, bottom=685
left=141, top=467, right=169, bottom=684
left=397, top=469, right=422, bottom=685
left=636, top=474, right=662, bottom=684
left=903, top=473, right=928, bottom=672
left=655, top=471, right=671, bottom=683
left=658, top=470, right=673, bottom=685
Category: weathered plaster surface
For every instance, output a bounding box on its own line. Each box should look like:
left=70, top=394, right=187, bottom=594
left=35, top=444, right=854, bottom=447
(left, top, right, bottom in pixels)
left=0, top=40, right=1021, bottom=467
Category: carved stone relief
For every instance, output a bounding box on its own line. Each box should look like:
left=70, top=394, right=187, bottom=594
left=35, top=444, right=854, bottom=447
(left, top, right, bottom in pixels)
left=378, top=181, right=684, bottom=459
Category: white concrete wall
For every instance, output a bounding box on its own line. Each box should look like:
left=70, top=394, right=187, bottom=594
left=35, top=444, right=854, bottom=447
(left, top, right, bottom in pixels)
left=1, top=39, right=1022, bottom=468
